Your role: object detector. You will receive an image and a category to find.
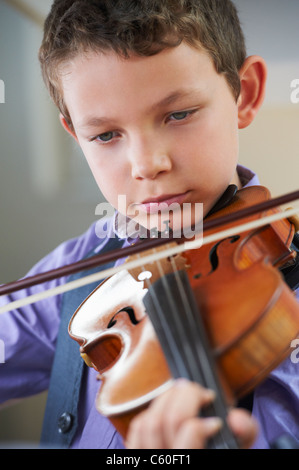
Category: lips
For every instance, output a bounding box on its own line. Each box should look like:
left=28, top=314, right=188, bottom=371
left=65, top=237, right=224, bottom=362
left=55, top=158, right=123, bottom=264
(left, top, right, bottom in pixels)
left=137, top=191, right=190, bottom=214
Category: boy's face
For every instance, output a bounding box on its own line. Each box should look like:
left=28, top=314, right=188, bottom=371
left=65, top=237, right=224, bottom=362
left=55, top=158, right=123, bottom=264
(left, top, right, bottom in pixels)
left=61, top=43, right=240, bottom=232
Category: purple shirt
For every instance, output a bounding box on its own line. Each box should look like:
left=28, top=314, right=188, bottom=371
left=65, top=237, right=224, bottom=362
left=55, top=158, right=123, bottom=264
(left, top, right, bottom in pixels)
left=0, top=165, right=298, bottom=449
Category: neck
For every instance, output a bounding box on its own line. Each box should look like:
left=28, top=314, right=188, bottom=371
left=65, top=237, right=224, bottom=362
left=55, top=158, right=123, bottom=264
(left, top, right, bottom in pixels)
left=231, top=171, right=242, bottom=190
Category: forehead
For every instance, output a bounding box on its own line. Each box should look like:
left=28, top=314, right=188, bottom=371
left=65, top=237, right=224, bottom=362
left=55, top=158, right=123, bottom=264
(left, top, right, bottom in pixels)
left=60, top=43, right=225, bottom=126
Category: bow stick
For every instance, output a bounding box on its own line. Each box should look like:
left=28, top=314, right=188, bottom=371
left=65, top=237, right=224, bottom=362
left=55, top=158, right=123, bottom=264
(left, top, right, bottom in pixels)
left=1, top=189, right=299, bottom=314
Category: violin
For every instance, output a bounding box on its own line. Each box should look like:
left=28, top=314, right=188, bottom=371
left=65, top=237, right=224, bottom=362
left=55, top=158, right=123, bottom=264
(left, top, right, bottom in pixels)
left=1, top=185, right=299, bottom=447
left=67, top=185, right=299, bottom=448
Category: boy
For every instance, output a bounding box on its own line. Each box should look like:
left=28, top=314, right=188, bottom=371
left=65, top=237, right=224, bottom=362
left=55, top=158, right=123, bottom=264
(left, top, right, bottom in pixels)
left=0, top=0, right=298, bottom=449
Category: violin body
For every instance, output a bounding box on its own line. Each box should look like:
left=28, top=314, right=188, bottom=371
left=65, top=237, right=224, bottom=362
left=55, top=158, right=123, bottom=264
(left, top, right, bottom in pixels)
left=69, top=186, right=299, bottom=438
left=184, top=186, right=298, bottom=397
left=69, top=268, right=173, bottom=437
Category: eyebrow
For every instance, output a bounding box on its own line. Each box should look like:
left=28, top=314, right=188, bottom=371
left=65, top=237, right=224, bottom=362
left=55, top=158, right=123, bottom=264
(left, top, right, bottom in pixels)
left=77, top=116, right=114, bottom=129
left=149, top=89, right=198, bottom=112
left=77, top=89, right=200, bottom=130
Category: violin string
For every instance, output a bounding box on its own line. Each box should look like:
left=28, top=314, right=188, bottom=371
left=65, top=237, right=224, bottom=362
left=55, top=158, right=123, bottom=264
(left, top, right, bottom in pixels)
left=167, top=258, right=238, bottom=448
left=167, top=257, right=220, bottom=387
left=138, top=250, right=236, bottom=448
left=164, top=256, right=236, bottom=448
left=140, top=250, right=205, bottom=379
left=151, top=253, right=203, bottom=379
left=137, top=252, right=190, bottom=379
left=159, top=257, right=228, bottom=449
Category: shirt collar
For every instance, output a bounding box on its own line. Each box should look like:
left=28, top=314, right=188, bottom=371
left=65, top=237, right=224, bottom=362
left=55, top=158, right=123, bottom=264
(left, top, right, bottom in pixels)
left=237, top=164, right=260, bottom=187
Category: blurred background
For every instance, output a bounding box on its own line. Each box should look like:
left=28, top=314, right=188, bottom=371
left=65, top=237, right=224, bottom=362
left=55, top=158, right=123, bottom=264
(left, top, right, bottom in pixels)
left=0, top=0, right=298, bottom=446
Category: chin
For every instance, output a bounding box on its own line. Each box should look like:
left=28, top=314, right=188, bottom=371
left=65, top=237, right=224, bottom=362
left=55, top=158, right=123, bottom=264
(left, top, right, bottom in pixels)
left=135, top=204, right=204, bottom=239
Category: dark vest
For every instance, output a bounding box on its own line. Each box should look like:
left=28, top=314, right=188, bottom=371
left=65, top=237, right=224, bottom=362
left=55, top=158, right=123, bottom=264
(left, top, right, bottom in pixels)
left=40, top=236, right=122, bottom=448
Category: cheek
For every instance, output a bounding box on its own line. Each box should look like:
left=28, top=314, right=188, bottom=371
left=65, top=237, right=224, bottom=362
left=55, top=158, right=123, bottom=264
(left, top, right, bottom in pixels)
left=196, top=108, right=239, bottom=171
left=80, top=146, right=124, bottom=204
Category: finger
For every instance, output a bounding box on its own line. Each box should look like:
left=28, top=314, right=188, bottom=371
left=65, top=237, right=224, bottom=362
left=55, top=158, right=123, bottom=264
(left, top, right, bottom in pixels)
left=149, top=379, right=216, bottom=418
left=172, top=416, right=223, bottom=449
left=227, top=408, right=258, bottom=449
left=126, top=380, right=217, bottom=449
left=125, top=408, right=165, bottom=449
left=155, top=380, right=216, bottom=446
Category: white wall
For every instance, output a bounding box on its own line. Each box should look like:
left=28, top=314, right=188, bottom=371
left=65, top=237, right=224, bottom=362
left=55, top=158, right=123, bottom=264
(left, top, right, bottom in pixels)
left=236, top=0, right=299, bottom=195
left=0, top=1, right=103, bottom=285
left=0, top=0, right=103, bottom=444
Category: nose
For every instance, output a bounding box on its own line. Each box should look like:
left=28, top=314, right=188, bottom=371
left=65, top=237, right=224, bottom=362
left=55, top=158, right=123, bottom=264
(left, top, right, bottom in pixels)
left=129, top=136, right=172, bottom=180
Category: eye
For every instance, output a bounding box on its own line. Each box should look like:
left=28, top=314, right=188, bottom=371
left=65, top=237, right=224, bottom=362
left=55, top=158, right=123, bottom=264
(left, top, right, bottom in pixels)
left=169, top=111, right=190, bottom=121
left=90, top=130, right=120, bottom=144
left=97, top=131, right=115, bottom=142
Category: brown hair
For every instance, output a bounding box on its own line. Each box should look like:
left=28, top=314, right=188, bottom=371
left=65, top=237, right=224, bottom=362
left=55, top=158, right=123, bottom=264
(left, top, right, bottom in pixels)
left=39, top=0, right=246, bottom=127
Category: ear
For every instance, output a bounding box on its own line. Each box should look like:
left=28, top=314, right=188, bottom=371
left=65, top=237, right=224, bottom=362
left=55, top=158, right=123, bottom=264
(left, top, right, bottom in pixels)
left=237, top=55, right=267, bottom=129
left=59, top=113, right=78, bottom=142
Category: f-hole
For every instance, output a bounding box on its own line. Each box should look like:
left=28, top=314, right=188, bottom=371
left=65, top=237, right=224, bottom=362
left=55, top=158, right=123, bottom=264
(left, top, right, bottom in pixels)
left=194, top=235, right=240, bottom=279
left=107, top=307, right=141, bottom=329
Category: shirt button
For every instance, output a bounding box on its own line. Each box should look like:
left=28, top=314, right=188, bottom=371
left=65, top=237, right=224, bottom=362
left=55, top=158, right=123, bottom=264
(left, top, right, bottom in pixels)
left=58, top=412, right=73, bottom=434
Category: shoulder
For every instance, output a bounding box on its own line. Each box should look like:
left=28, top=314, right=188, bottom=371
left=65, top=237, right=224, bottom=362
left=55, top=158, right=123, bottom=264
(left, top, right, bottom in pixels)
left=25, top=218, right=116, bottom=283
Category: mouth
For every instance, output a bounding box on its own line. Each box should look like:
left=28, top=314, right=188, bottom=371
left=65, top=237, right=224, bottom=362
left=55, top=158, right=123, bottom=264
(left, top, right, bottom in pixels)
left=134, top=191, right=191, bottom=214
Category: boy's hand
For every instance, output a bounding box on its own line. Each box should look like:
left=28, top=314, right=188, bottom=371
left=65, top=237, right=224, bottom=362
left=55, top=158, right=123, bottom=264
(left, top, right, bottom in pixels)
left=125, top=379, right=258, bottom=449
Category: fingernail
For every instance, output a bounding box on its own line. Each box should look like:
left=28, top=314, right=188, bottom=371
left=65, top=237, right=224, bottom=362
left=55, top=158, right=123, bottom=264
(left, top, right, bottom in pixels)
left=203, top=389, right=216, bottom=401
left=203, top=417, right=223, bottom=433
left=175, top=378, right=190, bottom=386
